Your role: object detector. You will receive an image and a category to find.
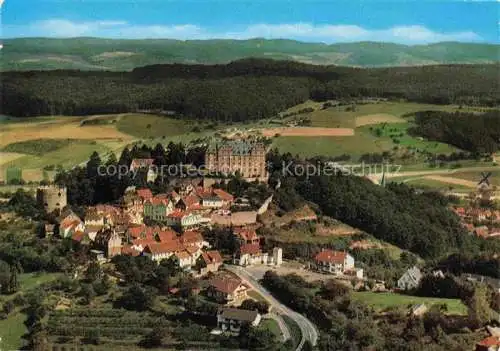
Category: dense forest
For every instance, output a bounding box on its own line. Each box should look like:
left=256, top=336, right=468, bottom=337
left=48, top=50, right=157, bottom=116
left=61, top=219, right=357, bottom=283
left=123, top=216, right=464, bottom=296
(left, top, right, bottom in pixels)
left=409, top=110, right=500, bottom=153
left=2, top=59, right=498, bottom=120
left=266, top=150, right=500, bottom=260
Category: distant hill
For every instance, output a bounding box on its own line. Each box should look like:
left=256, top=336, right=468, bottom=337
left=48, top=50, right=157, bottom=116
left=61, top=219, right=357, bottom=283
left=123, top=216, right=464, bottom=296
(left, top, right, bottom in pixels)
left=1, top=38, right=498, bottom=71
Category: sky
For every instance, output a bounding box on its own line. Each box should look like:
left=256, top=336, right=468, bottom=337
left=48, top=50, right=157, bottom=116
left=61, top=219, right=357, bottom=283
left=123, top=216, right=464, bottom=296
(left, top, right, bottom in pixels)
left=1, top=0, right=499, bottom=44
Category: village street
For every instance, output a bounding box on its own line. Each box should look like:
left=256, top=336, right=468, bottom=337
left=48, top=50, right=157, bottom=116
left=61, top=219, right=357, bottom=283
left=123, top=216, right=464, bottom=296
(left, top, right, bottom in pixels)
left=225, top=265, right=319, bottom=350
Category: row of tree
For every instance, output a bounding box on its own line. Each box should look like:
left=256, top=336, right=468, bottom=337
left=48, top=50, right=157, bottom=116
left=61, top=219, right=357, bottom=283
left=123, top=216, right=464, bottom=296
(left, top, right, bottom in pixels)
left=409, top=110, right=500, bottom=153
left=2, top=60, right=499, bottom=119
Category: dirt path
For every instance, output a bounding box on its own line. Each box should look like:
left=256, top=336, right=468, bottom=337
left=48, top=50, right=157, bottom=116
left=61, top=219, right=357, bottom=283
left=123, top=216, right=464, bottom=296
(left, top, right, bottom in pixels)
left=386, top=166, right=499, bottom=179
left=261, top=127, right=354, bottom=137
left=423, top=175, right=477, bottom=188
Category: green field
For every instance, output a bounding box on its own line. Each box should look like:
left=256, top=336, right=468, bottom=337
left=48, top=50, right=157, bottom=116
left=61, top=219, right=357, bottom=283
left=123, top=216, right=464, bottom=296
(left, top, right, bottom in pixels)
left=0, top=273, right=61, bottom=350
left=291, top=101, right=463, bottom=128
left=451, top=170, right=500, bottom=186
left=271, top=124, right=459, bottom=160
left=352, top=291, right=467, bottom=315
left=2, top=138, right=77, bottom=156
left=0, top=312, right=28, bottom=350
left=116, top=114, right=201, bottom=138
left=260, top=319, right=282, bottom=340
left=402, top=178, right=474, bottom=191
left=3, top=140, right=112, bottom=170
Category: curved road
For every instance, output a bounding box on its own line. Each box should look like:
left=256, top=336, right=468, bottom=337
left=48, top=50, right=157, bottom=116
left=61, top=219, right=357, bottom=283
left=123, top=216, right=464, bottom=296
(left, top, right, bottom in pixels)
left=226, top=265, right=319, bottom=350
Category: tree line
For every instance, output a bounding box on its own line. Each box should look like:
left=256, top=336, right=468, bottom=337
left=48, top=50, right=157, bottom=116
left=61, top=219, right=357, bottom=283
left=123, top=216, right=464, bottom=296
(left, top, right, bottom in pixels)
left=266, top=150, right=500, bottom=261
left=2, top=59, right=498, bottom=120
left=409, top=110, right=500, bottom=153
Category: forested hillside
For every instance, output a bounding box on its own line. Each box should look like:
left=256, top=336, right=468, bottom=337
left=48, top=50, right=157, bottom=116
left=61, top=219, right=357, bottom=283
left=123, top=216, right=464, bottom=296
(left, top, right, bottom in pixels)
left=2, top=59, right=498, bottom=120
left=265, top=153, right=500, bottom=260
left=409, top=110, right=500, bottom=153
left=2, top=38, right=499, bottom=70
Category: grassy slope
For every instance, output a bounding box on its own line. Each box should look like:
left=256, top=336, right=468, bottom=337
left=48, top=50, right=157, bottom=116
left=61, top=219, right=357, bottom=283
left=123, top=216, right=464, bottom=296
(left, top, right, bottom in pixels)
left=2, top=138, right=76, bottom=156
left=3, top=38, right=498, bottom=70
left=0, top=273, right=62, bottom=350
left=351, top=291, right=467, bottom=315
left=0, top=312, right=27, bottom=350
left=3, top=140, right=112, bottom=169
left=272, top=102, right=463, bottom=159
left=116, top=114, right=198, bottom=138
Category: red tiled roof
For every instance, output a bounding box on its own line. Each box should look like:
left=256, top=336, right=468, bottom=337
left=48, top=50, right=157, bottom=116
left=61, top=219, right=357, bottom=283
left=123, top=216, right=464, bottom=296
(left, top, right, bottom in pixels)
left=240, top=243, right=261, bottom=255
left=132, top=238, right=156, bottom=247
left=183, top=194, right=201, bottom=208
left=213, top=188, right=234, bottom=202
left=168, top=210, right=187, bottom=218
left=202, top=250, right=223, bottom=265
left=156, top=229, right=177, bottom=242
left=180, top=230, right=203, bottom=244
left=121, top=245, right=141, bottom=256
left=175, top=251, right=191, bottom=260
left=234, top=228, right=259, bottom=242
left=60, top=219, right=81, bottom=230
left=146, top=196, right=170, bottom=206
left=145, top=240, right=184, bottom=255
left=209, top=277, right=243, bottom=294
left=185, top=246, right=200, bottom=255
left=72, top=231, right=85, bottom=242
left=477, top=336, right=500, bottom=347
left=314, top=250, right=347, bottom=264
left=136, top=188, right=153, bottom=200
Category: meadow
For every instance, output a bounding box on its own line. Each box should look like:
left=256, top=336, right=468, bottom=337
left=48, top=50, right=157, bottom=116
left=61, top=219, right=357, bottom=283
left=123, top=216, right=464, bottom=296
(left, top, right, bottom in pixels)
left=0, top=101, right=493, bottom=185
left=285, top=101, right=465, bottom=128
left=351, top=291, right=467, bottom=315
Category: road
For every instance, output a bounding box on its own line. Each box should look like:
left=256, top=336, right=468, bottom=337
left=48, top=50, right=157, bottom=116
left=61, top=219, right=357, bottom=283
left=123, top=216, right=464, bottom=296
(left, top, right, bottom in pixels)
left=226, top=265, right=319, bottom=350
left=264, top=313, right=291, bottom=342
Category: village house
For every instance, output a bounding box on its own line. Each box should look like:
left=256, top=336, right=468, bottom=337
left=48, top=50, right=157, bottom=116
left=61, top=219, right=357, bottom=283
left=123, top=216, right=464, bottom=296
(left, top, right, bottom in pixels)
left=397, top=266, right=423, bottom=291
left=476, top=336, right=500, bottom=351
left=173, top=250, right=196, bottom=269
left=143, top=195, right=174, bottom=221
left=233, top=244, right=268, bottom=266
left=84, top=225, right=103, bottom=241
left=234, top=228, right=260, bottom=245
left=129, top=159, right=157, bottom=182
left=197, top=250, right=223, bottom=275
left=179, top=230, right=209, bottom=249
left=217, top=307, right=261, bottom=333
left=142, top=238, right=203, bottom=269
left=207, top=276, right=249, bottom=304
left=312, top=249, right=355, bottom=275
left=94, top=229, right=122, bottom=258
left=233, top=245, right=283, bottom=267
left=165, top=210, right=206, bottom=229
left=59, top=218, right=85, bottom=239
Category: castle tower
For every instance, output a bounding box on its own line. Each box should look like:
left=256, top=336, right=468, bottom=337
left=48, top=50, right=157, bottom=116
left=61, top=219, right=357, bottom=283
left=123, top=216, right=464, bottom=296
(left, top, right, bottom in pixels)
left=36, top=186, right=67, bottom=214
left=273, top=247, right=283, bottom=266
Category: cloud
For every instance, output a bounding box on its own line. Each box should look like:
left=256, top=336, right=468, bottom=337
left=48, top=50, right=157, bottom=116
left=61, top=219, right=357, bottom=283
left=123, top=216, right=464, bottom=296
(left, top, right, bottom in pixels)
left=4, top=19, right=483, bottom=44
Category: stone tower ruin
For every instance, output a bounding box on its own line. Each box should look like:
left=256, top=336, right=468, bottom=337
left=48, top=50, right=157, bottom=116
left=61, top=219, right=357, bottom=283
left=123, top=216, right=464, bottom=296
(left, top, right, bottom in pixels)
left=36, top=185, right=67, bottom=213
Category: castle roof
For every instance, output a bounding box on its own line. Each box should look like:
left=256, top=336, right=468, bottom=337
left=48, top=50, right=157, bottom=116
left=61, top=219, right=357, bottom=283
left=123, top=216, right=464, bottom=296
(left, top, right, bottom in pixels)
left=208, top=140, right=264, bottom=156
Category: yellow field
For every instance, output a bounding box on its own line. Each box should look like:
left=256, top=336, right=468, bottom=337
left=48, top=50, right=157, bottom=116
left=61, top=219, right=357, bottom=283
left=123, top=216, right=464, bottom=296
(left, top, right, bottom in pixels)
left=423, top=175, right=477, bottom=188
left=355, top=113, right=406, bottom=127
left=0, top=152, right=26, bottom=166
left=0, top=115, right=137, bottom=182
left=0, top=116, right=133, bottom=147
